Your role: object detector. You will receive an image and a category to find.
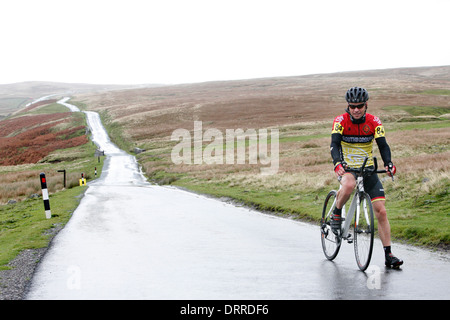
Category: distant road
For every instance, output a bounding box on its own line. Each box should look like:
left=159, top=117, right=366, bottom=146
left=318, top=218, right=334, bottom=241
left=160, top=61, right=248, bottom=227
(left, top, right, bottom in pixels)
left=26, top=94, right=62, bottom=107
left=57, top=97, right=80, bottom=112
left=26, top=99, right=450, bottom=300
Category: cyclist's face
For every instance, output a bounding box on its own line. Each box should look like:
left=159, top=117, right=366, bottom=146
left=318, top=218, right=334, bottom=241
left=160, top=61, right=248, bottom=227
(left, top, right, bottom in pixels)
left=348, top=102, right=367, bottom=119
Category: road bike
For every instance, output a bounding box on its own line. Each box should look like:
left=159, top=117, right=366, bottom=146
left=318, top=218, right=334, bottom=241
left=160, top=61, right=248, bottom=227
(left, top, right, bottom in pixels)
left=320, top=156, right=393, bottom=271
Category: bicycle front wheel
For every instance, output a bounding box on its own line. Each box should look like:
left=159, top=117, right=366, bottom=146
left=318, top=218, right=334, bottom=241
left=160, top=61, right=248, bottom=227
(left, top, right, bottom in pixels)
left=321, top=190, right=341, bottom=260
left=354, top=192, right=374, bottom=271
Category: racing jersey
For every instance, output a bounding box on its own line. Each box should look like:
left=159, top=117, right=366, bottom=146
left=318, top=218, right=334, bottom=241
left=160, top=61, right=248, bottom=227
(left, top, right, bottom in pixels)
left=330, top=112, right=386, bottom=168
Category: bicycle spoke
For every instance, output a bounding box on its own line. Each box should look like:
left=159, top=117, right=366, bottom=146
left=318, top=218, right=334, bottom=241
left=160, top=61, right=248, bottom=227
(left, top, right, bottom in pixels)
left=321, top=190, right=341, bottom=260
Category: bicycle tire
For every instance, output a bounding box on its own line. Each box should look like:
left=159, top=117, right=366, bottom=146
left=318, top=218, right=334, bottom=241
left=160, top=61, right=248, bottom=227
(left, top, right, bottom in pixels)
left=320, top=190, right=341, bottom=260
left=353, top=192, right=374, bottom=271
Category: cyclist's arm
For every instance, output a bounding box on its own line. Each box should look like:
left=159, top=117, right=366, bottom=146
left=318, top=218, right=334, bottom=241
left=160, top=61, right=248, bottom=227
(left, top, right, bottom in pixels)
left=330, top=133, right=343, bottom=166
left=375, top=136, right=392, bottom=167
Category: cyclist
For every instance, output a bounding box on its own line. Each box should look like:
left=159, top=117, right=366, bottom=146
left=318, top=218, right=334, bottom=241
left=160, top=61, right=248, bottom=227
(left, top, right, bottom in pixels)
left=330, top=87, right=403, bottom=268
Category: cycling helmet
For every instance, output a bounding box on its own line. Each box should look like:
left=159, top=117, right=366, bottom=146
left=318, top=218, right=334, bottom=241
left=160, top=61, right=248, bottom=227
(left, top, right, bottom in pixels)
left=345, top=87, right=369, bottom=103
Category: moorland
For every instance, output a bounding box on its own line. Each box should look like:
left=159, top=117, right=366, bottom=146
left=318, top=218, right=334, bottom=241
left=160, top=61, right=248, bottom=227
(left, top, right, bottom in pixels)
left=70, top=65, right=450, bottom=249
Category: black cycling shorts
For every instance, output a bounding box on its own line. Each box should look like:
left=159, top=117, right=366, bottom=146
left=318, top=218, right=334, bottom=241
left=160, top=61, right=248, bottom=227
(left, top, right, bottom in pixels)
left=339, top=170, right=385, bottom=203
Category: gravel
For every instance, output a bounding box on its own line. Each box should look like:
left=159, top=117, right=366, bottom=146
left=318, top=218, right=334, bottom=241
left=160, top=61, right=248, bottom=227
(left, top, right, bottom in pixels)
left=0, top=224, right=63, bottom=300
left=0, top=248, right=47, bottom=300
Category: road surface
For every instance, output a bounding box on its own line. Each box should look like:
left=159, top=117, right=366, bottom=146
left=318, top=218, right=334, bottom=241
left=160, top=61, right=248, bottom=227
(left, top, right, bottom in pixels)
left=26, top=99, right=450, bottom=300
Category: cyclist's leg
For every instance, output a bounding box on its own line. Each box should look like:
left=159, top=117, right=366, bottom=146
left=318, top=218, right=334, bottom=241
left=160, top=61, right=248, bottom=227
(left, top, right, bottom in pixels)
left=372, top=200, right=390, bottom=246
left=365, top=174, right=403, bottom=267
left=336, top=173, right=356, bottom=209
left=364, top=173, right=389, bottom=245
left=332, top=173, right=356, bottom=234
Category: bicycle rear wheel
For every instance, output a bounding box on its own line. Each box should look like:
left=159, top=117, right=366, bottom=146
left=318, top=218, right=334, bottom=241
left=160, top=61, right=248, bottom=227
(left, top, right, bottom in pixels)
left=354, top=192, right=374, bottom=271
left=321, top=190, right=341, bottom=260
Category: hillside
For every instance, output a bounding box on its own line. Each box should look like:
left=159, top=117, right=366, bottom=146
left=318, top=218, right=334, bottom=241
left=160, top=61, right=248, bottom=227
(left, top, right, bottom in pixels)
left=73, top=65, right=450, bottom=248
left=75, top=66, right=450, bottom=138
left=0, top=100, right=101, bottom=204
left=0, top=81, right=161, bottom=118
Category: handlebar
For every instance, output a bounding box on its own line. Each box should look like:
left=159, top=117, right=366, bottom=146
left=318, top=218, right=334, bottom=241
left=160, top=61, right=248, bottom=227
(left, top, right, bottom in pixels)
left=344, top=157, right=394, bottom=181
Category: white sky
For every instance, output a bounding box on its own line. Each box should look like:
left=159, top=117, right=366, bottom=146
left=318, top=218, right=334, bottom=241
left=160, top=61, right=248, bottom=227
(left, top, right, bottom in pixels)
left=1, top=0, right=449, bottom=85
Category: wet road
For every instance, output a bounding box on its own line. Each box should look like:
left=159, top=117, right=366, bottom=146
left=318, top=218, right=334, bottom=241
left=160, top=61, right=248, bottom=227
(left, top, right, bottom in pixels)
left=26, top=99, right=450, bottom=299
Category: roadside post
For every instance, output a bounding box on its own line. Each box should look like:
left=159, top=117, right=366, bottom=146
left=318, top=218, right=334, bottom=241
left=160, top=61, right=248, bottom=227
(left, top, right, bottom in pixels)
left=57, top=169, right=66, bottom=188
left=94, top=149, right=104, bottom=163
left=79, top=173, right=86, bottom=186
left=39, top=173, right=51, bottom=219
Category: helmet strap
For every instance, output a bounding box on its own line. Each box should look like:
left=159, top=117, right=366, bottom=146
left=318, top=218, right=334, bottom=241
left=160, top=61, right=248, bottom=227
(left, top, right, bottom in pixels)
left=346, top=108, right=367, bottom=124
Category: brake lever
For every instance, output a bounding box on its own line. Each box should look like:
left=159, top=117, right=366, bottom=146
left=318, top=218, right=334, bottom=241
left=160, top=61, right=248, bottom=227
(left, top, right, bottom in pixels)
left=388, top=168, right=395, bottom=182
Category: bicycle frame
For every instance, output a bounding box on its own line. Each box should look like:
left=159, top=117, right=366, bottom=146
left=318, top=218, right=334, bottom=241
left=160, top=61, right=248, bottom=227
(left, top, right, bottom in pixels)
left=326, top=156, right=383, bottom=240
left=323, top=186, right=360, bottom=242
left=340, top=176, right=364, bottom=239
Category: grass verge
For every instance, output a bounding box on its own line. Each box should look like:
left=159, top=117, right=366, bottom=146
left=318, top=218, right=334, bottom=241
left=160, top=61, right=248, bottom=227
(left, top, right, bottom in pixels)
left=0, top=186, right=87, bottom=269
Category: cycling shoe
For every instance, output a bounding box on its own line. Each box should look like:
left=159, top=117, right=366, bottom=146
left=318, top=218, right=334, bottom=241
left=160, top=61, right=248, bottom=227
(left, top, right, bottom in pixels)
left=330, top=214, right=342, bottom=235
left=385, top=253, right=404, bottom=268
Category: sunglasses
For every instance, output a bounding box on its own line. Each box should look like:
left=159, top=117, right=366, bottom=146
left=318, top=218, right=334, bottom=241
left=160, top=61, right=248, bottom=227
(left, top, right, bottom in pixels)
left=348, top=103, right=366, bottom=109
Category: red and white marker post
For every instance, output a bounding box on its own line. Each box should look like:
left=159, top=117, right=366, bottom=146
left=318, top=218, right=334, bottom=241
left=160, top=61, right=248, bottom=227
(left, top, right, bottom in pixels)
left=39, top=173, right=51, bottom=219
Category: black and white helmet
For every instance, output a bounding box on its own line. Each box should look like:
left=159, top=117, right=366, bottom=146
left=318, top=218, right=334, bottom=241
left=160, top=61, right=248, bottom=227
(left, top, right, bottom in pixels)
left=345, top=87, right=369, bottom=103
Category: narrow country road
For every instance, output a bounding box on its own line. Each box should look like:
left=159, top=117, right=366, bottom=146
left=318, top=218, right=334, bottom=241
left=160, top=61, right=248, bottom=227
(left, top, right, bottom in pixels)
left=25, top=98, right=450, bottom=300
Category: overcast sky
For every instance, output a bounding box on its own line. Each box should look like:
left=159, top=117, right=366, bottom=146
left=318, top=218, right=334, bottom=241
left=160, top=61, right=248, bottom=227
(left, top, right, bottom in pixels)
left=1, top=0, right=449, bottom=85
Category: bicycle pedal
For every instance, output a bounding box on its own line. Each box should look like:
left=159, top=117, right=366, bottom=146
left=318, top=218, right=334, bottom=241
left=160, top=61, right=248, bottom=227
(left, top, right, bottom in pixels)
left=345, top=234, right=353, bottom=244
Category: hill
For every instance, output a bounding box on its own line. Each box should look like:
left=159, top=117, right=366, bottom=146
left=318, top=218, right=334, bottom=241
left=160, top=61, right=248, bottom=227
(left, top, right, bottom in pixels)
left=74, top=65, right=450, bottom=137
left=0, top=100, right=101, bottom=204
left=73, top=65, right=450, bottom=248
left=0, top=81, right=161, bottom=118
